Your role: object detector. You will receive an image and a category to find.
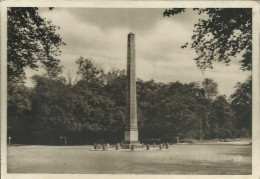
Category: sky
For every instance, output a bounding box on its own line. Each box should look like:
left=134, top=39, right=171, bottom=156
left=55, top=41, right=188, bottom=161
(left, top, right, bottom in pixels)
left=25, top=8, right=251, bottom=98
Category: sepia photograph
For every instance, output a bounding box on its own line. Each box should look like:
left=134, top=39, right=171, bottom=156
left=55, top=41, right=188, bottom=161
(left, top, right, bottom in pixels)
left=1, top=1, right=259, bottom=178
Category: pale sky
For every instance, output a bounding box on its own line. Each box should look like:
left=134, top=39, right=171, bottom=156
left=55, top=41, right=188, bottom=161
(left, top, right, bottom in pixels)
left=26, top=8, right=251, bottom=98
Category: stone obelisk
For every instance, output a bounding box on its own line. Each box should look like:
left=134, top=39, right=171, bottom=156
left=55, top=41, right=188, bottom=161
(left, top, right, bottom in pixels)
left=124, top=32, right=139, bottom=146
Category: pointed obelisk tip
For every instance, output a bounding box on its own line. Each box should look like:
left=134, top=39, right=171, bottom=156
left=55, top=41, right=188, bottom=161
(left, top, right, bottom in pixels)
left=128, top=32, right=134, bottom=37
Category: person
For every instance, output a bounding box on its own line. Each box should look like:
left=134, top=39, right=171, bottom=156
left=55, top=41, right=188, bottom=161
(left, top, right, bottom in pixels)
left=131, top=144, right=135, bottom=150
left=146, top=144, right=150, bottom=150
left=116, top=143, right=119, bottom=150
left=166, top=143, right=169, bottom=149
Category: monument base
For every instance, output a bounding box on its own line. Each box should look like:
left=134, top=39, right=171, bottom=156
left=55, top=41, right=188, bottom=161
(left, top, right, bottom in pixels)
left=122, top=130, right=142, bottom=149
left=121, top=142, right=143, bottom=149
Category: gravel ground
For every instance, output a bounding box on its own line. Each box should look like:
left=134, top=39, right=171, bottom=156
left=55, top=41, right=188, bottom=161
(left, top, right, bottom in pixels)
left=7, top=143, right=251, bottom=174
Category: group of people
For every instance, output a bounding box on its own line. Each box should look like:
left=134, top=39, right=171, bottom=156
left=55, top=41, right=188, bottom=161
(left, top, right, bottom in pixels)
left=93, top=142, right=170, bottom=150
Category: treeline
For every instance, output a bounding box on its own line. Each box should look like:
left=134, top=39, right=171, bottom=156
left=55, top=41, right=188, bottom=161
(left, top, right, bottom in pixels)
left=7, top=57, right=252, bottom=145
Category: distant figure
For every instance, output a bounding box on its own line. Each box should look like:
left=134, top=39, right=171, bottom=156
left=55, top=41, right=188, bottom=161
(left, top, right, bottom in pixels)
left=116, top=143, right=120, bottom=150
left=159, top=144, right=162, bottom=149
left=166, top=143, right=169, bottom=149
left=175, top=137, right=179, bottom=143
left=8, top=136, right=11, bottom=146
left=146, top=144, right=150, bottom=150
left=131, top=144, right=135, bottom=150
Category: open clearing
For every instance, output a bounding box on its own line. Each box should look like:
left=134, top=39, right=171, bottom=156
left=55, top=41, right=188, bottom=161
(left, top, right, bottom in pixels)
left=7, top=143, right=251, bottom=174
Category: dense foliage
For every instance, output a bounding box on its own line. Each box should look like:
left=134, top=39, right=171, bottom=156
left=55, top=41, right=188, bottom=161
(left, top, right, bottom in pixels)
left=8, top=7, right=65, bottom=82
left=164, top=8, right=252, bottom=71
left=230, top=76, right=252, bottom=137
left=8, top=58, right=252, bottom=145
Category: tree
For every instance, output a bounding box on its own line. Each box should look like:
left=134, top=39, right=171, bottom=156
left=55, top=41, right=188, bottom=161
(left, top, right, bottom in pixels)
left=103, top=68, right=126, bottom=107
left=201, top=78, right=218, bottom=100
left=8, top=7, right=65, bottom=82
left=8, top=56, right=247, bottom=144
left=136, top=80, right=165, bottom=140
left=211, top=95, right=234, bottom=138
left=102, top=68, right=127, bottom=142
left=230, top=76, right=252, bottom=136
left=30, top=75, right=73, bottom=144
left=75, top=57, right=105, bottom=89
left=7, top=7, right=66, bottom=143
left=7, top=83, right=32, bottom=143
left=137, top=81, right=203, bottom=141
left=164, top=8, right=252, bottom=71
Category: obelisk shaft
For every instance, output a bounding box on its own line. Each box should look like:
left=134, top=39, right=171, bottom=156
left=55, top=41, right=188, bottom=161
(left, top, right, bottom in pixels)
left=125, top=32, right=138, bottom=143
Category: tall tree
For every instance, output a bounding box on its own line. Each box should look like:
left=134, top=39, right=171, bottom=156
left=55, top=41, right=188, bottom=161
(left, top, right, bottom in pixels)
left=30, top=75, right=72, bottom=144
left=212, top=95, right=234, bottom=138
left=230, top=76, right=252, bottom=136
left=75, top=57, right=105, bottom=90
left=164, top=8, right=252, bottom=71
left=8, top=7, right=65, bottom=82
left=7, top=83, right=32, bottom=143
left=201, top=78, right=218, bottom=100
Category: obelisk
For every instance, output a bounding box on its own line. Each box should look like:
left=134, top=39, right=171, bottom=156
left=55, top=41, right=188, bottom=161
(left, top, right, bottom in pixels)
left=124, top=32, right=139, bottom=145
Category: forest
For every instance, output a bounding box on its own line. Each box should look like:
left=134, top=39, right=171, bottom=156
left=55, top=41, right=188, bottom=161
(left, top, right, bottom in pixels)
left=7, top=8, right=252, bottom=145
left=8, top=57, right=252, bottom=145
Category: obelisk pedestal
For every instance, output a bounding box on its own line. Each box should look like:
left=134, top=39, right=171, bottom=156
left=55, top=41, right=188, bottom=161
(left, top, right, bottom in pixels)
left=122, top=32, right=141, bottom=149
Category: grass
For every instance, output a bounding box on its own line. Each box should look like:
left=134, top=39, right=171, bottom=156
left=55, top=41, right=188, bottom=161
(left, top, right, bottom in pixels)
left=7, top=143, right=251, bottom=174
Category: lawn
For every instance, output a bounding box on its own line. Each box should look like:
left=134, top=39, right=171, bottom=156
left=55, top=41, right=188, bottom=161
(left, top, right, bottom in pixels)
left=7, top=143, right=251, bottom=174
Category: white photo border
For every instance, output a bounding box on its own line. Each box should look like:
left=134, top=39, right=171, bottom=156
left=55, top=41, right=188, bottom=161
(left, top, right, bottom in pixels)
left=1, top=1, right=259, bottom=179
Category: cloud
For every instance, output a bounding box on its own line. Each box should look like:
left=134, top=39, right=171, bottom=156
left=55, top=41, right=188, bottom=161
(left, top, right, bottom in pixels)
left=33, top=8, right=251, bottom=98
left=66, top=8, right=166, bottom=34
